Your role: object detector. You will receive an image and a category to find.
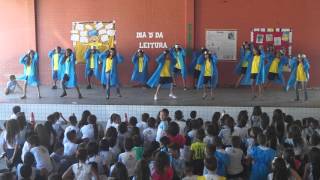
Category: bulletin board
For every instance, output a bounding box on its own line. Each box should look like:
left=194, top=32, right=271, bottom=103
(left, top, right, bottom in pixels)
left=206, top=29, right=238, bottom=60
left=71, top=21, right=116, bottom=63
left=250, top=28, right=293, bottom=56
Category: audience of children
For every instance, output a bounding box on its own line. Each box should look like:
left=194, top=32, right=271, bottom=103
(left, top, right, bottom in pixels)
left=0, top=105, right=319, bottom=180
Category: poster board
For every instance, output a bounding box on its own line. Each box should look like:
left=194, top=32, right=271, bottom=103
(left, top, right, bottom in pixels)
left=206, top=29, right=237, bottom=60
left=71, top=21, right=116, bottom=63
left=250, top=28, right=293, bottom=56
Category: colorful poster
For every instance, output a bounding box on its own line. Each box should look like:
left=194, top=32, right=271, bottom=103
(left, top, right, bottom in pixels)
left=206, top=30, right=237, bottom=60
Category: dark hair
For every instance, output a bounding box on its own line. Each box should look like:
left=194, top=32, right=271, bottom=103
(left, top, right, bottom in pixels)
left=206, top=124, right=216, bottom=136
left=130, top=127, right=141, bottom=137
left=174, top=110, right=183, bottom=120
left=261, top=112, right=270, bottom=130
left=311, top=133, right=320, bottom=146
left=160, top=136, right=170, bottom=146
left=141, top=113, right=150, bottom=123
left=16, top=112, right=27, bottom=131
left=185, top=161, right=194, bottom=174
left=283, top=148, right=296, bottom=171
left=190, top=120, right=199, bottom=130
left=226, top=116, right=235, bottom=134
left=155, top=151, right=170, bottom=175
left=185, top=135, right=192, bottom=146
left=272, top=157, right=290, bottom=180
left=110, top=162, right=129, bottom=180
left=190, top=111, right=197, bottom=119
left=272, top=109, right=285, bottom=142
left=129, top=116, right=138, bottom=127
left=27, top=135, right=39, bottom=146
left=162, top=108, right=169, bottom=116
left=23, top=152, right=35, bottom=166
left=124, top=137, right=134, bottom=151
left=12, top=105, right=21, bottom=114
left=308, top=147, right=320, bottom=180
left=135, top=158, right=151, bottom=180
left=66, top=130, right=76, bottom=142
left=118, top=122, right=128, bottom=134
left=237, top=110, right=248, bottom=128
left=88, top=115, right=98, bottom=140
left=99, top=138, right=109, bottom=151
left=212, top=112, right=221, bottom=123
left=147, top=117, right=156, bottom=128
left=132, top=135, right=142, bottom=147
left=20, top=165, right=32, bottom=179
left=69, top=115, right=77, bottom=126
left=196, top=128, right=206, bottom=141
left=168, top=143, right=180, bottom=151
left=252, top=106, right=262, bottom=116
left=78, top=110, right=91, bottom=128
left=47, top=114, right=56, bottom=123
left=167, top=121, right=180, bottom=137
left=105, top=127, right=118, bottom=147
left=197, top=118, right=204, bottom=128
left=76, top=148, right=88, bottom=162
left=257, top=134, right=267, bottom=146
left=206, top=143, right=216, bottom=155
left=288, top=125, right=304, bottom=147
left=204, top=156, right=217, bottom=171
left=87, top=141, right=99, bottom=156
left=231, top=136, right=241, bottom=148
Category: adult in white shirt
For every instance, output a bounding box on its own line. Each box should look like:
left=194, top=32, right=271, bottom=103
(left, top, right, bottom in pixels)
left=225, top=136, right=244, bottom=176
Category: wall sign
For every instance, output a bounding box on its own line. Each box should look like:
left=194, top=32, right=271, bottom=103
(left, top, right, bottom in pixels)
left=136, top=32, right=168, bottom=49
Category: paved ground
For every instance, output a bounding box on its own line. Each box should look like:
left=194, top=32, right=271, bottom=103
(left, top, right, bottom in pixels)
left=0, top=85, right=319, bottom=108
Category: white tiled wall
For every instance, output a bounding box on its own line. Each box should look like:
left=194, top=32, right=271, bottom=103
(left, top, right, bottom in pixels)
left=0, top=103, right=319, bottom=123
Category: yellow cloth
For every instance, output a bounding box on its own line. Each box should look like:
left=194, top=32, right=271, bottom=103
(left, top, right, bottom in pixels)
left=269, top=58, right=280, bottom=73
left=160, top=59, right=171, bottom=77
left=90, top=54, right=95, bottom=69
left=195, top=64, right=201, bottom=71
left=105, top=57, right=113, bottom=73
left=175, top=52, right=181, bottom=69
left=190, top=141, right=205, bottom=160
left=296, top=63, right=307, bottom=81
left=197, top=175, right=226, bottom=180
left=204, top=59, right=212, bottom=77
left=26, top=65, right=31, bottom=76
left=138, top=57, right=144, bottom=73
left=53, top=53, right=59, bottom=71
left=251, top=55, right=260, bottom=74
left=241, top=60, right=248, bottom=67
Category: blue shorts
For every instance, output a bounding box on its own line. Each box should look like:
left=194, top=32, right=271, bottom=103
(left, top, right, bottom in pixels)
left=52, top=71, right=58, bottom=80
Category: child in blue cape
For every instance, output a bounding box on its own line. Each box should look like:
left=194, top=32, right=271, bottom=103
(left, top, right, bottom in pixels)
left=48, top=46, right=64, bottom=89
left=131, top=49, right=149, bottom=87
left=170, top=44, right=187, bottom=90
left=84, top=46, right=100, bottom=89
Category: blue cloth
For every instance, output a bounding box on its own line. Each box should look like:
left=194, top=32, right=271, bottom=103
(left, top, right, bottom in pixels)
left=146, top=52, right=176, bottom=88
left=248, top=146, right=276, bottom=180
left=131, top=53, right=149, bottom=83
left=48, top=49, right=64, bottom=80
left=286, top=57, right=310, bottom=91
left=18, top=52, right=40, bottom=86
left=214, top=150, right=230, bottom=177
left=170, top=47, right=187, bottom=79
left=84, top=49, right=100, bottom=79
left=99, top=51, right=124, bottom=86
left=189, top=50, right=202, bottom=74
left=235, top=48, right=253, bottom=85
left=59, top=52, right=78, bottom=88
left=265, top=54, right=288, bottom=86
left=197, top=53, right=218, bottom=89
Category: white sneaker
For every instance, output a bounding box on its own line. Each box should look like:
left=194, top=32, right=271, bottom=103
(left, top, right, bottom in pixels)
left=154, top=94, right=158, bottom=101
left=169, top=93, right=177, bottom=99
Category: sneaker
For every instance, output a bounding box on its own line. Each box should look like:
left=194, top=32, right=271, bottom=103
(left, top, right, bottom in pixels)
left=60, top=92, right=67, bottom=97
left=183, top=87, right=187, bottom=91
left=20, top=95, right=26, bottom=99
left=86, top=85, right=92, bottom=89
left=52, top=85, right=57, bottom=89
left=154, top=94, right=158, bottom=101
left=169, top=93, right=177, bottom=99
left=78, top=94, right=83, bottom=99
left=117, top=93, right=122, bottom=98
left=202, top=94, right=207, bottom=100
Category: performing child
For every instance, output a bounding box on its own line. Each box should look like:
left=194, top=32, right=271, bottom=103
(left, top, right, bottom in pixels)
left=147, top=50, right=177, bottom=101
left=170, top=44, right=187, bottom=90
left=131, top=49, right=149, bottom=87
left=264, top=50, right=288, bottom=89
left=234, top=42, right=252, bottom=88
left=59, top=48, right=82, bottom=99
left=250, top=46, right=266, bottom=99
left=84, top=46, right=100, bottom=89
left=99, top=48, right=124, bottom=100
left=18, top=50, right=41, bottom=99
left=48, top=46, right=64, bottom=89
left=190, top=47, right=207, bottom=89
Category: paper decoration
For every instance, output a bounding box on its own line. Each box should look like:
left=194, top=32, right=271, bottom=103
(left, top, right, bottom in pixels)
left=88, top=30, right=98, bottom=37
left=289, top=32, right=293, bottom=43
left=85, top=24, right=93, bottom=30
left=253, top=28, right=260, bottom=32
left=282, top=32, right=289, bottom=42
left=101, top=35, right=109, bottom=42
left=260, top=28, right=266, bottom=32
left=107, top=30, right=116, bottom=36
left=267, top=28, right=274, bottom=32
left=274, top=37, right=281, bottom=46
left=80, top=36, right=89, bottom=43
left=256, top=34, right=264, bottom=44
left=105, top=23, right=113, bottom=29
left=95, top=22, right=104, bottom=30
left=266, top=34, right=273, bottom=42
left=99, top=29, right=107, bottom=35
left=80, top=31, right=88, bottom=37
left=281, top=28, right=290, bottom=32
left=75, top=24, right=84, bottom=31
left=71, top=34, right=80, bottom=41
left=275, top=28, right=280, bottom=32
left=71, top=30, right=78, bottom=34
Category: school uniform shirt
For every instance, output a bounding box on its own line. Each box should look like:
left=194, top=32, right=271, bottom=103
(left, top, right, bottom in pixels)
left=191, top=141, right=206, bottom=160
left=296, top=63, right=307, bottom=81
left=225, top=147, right=244, bottom=175
left=218, top=128, right=240, bottom=146
left=6, top=80, right=17, bottom=92
left=52, top=120, right=65, bottom=140
left=21, top=141, right=31, bottom=162
left=156, top=121, right=168, bottom=142
left=160, top=59, right=171, bottom=77
left=16, top=163, right=36, bottom=180
left=63, top=141, right=78, bottom=156
left=180, top=145, right=191, bottom=161
left=269, top=58, right=280, bottom=73
left=63, top=125, right=80, bottom=144
left=204, top=135, right=215, bottom=145
left=137, top=121, right=148, bottom=133
left=234, top=126, right=249, bottom=142
left=30, top=145, right=53, bottom=172
left=251, top=55, right=261, bottom=74
left=214, top=149, right=230, bottom=177
left=99, top=150, right=115, bottom=168
left=118, top=151, right=137, bottom=177
left=2, top=131, right=19, bottom=150
left=187, top=129, right=198, bottom=142
left=173, top=119, right=186, bottom=135
left=72, top=162, right=93, bottom=180
left=80, top=124, right=94, bottom=140
left=143, top=127, right=157, bottom=143
left=87, top=154, right=104, bottom=174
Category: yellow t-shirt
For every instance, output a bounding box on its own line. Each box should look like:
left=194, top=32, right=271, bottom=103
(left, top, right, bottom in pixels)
left=269, top=58, right=280, bottom=73
left=53, top=53, right=59, bottom=71
left=190, top=141, right=205, bottom=160
left=296, top=63, right=307, bottom=81
left=138, top=57, right=144, bottom=73
left=195, top=64, right=201, bottom=71
left=175, top=52, right=181, bottom=69
left=90, top=54, right=95, bottom=69
left=251, top=55, right=261, bottom=74
left=197, top=175, right=226, bottom=180
left=160, top=59, right=171, bottom=77
left=241, top=60, right=248, bottom=68
left=26, top=65, right=31, bottom=76
left=204, top=59, right=212, bottom=77
left=105, top=57, right=113, bottom=73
